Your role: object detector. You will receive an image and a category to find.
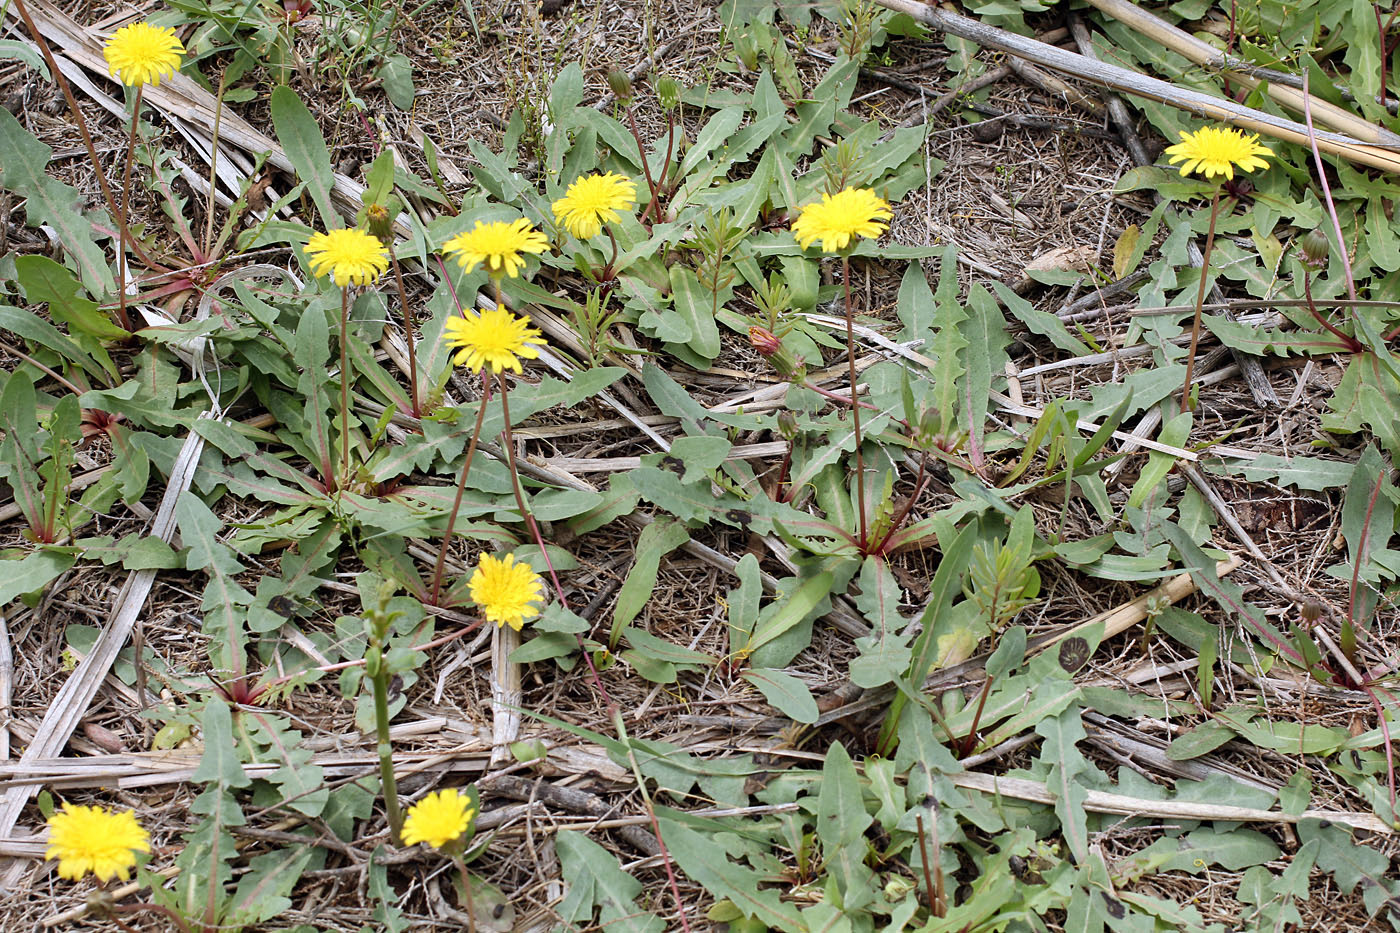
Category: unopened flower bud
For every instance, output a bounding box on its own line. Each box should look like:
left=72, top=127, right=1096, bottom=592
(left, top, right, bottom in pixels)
left=607, top=69, right=633, bottom=103
left=883, top=876, right=915, bottom=902
left=749, top=325, right=781, bottom=357
left=656, top=76, right=681, bottom=111
left=1300, top=598, right=1326, bottom=624
left=366, top=203, right=393, bottom=244
left=913, top=408, right=942, bottom=450
left=748, top=326, right=803, bottom=380
left=777, top=410, right=799, bottom=440
left=1301, top=229, right=1329, bottom=270
left=86, top=888, right=117, bottom=918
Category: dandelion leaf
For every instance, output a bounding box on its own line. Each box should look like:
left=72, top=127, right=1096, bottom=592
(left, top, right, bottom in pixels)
left=556, top=831, right=664, bottom=933
left=0, top=109, right=114, bottom=297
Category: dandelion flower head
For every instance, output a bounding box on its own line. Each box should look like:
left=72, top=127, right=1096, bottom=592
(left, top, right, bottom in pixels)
left=103, top=22, right=184, bottom=87
left=45, top=802, right=151, bottom=882
left=442, top=304, right=544, bottom=374
left=304, top=227, right=390, bottom=287
left=401, top=788, right=477, bottom=850
left=1163, top=126, right=1273, bottom=181
left=551, top=172, right=637, bottom=239
left=469, top=552, right=544, bottom=630
left=442, top=219, right=549, bottom=279
left=791, top=187, right=893, bottom=254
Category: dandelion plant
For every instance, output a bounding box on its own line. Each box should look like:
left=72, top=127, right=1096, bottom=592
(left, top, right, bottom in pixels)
left=790, top=185, right=893, bottom=550
left=101, top=21, right=185, bottom=333
left=1162, top=125, right=1273, bottom=410
left=303, top=226, right=390, bottom=492
left=429, top=219, right=548, bottom=605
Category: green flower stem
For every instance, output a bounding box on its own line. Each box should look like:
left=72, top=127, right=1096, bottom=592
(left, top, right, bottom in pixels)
left=1180, top=188, right=1221, bottom=412
left=368, top=640, right=403, bottom=845
left=841, top=255, right=868, bottom=549
left=428, top=370, right=490, bottom=605
left=338, top=287, right=353, bottom=490
left=387, top=243, right=421, bottom=418
left=600, top=226, right=621, bottom=282
left=114, top=84, right=144, bottom=333
left=623, top=104, right=660, bottom=225
left=661, top=110, right=678, bottom=193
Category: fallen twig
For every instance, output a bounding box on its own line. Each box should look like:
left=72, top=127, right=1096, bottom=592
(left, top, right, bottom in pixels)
left=1032, top=557, right=1242, bottom=654
left=483, top=774, right=660, bottom=856
left=953, top=770, right=1394, bottom=833
left=1083, top=0, right=1400, bottom=147
left=873, top=0, right=1400, bottom=173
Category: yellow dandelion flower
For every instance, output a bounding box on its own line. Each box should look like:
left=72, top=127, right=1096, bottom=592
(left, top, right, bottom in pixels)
left=551, top=172, right=637, bottom=239
left=442, top=218, right=549, bottom=279
left=303, top=227, right=390, bottom=287
left=791, top=187, right=893, bottom=254
left=401, top=788, right=477, bottom=850
left=442, top=304, right=544, bottom=374
left=1163, top=126, right=1273, bottom=181
left=469, top=552, right=544, bottom=630
left=45, top=802, right=151, bottom=882
left=103, top=21, right=184, bottom=88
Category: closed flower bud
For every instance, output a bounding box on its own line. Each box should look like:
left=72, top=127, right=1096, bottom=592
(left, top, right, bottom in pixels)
left=656, top=76, right=681, bottom=111
left=607, top=69, right=633, bottom=103
left=748, top=326, right=803, bottom=380
left=913, top=408, right=942, bottom=450
left=86, top=888, right=117, bottom=917
left=366, top=203, right=393, bottom=244
left=1301, top=229, right=1329, bottom=270
left=883, top=876, right=915, bottom=901
left=748, top=325, right=782, bottom=357
left=777, top=410, right=799, bottom=440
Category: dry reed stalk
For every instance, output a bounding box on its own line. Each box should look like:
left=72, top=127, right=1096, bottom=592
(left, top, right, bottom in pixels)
left=874, top=0, right=1400, bottom=174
